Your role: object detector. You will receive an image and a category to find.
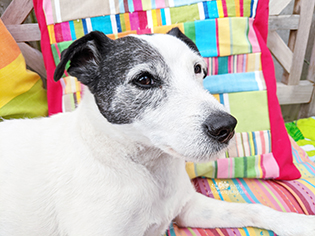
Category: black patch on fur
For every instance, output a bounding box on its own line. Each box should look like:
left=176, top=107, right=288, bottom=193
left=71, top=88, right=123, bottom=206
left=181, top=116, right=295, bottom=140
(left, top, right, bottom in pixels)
left=54, top=31, right=170, bottom=124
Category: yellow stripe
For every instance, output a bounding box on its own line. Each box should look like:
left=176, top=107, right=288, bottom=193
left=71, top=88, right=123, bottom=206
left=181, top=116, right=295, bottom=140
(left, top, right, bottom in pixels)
left=245, top=227, right=260, bottom=235
left=207, top=179, right=221, bottom=200
left=153, top=24, right=184, bottom=34
left=248, top=132, right=255, bottom=156
left=47, top=25, right=56, bottom=44
left=234, top=0, right=240, bottom=17
left=258, top=179, right=286, bottom=212
left=214, top=179, right=233, bottom=202
left=247, top=53, right=256, bottom=72
left=212, top=94, right=220, bottom=102
left=216, top=0, right=224, bottom=18
left=0, top=54, right=40, bottom=108
left=151, top=9, right=158, bottom=27
left=257, top=155, right=263, bottom=178
left=185, top=162, right=196, bottom=179
left=218, top=18, right=231, bottom=57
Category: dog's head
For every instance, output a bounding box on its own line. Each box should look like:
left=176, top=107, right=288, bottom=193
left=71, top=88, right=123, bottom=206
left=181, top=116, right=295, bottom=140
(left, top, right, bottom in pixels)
left=54, top=28, right=237, bottom=162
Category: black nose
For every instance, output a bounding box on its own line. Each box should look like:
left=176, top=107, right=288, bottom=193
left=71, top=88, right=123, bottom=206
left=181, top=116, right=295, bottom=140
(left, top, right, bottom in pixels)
left=203, top=112, right=237, bottom=143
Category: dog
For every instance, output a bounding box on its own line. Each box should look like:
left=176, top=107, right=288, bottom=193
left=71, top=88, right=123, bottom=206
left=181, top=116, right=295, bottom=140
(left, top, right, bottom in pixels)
left=0, top=28, right=314, bottom=236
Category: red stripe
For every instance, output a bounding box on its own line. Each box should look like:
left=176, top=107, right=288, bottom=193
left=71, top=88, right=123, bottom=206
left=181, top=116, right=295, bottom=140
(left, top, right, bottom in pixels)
left=254, top=0, right=301, bottom=180
left=282, top=181, right=312, bottom=214
left=137, top=11, right=148, bottom=30
left=239, top=0, right=244, bottom=16
left=215, top=19, right=220, bottom=57
left=221, top=0, right=228, bottom=17
left=271, top=181, right=304, bottom=214
left=54, top=23, right=63, bottom=43
left=214, top=57, right=218, bottom=75
left=33, top=0, right=62, bottom=115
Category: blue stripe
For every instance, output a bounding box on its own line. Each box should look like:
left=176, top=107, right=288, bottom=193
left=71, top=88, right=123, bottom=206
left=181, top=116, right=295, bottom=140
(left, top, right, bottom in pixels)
left=267, top=130, right=271, bottom=151
left=203, top=1, right=209, bottom=19
left=166, top=224, right=176, bottom=236
left=250, top=0, right=254, bottom=17
left=82, top=19, right=88, bottom=35
left=160, top=8, right=166, bottom=25
left=211, top=179, right=224, bottom=200
left=301, top=179, right=315, bottom=189
left=90, top=16, right=113, bottom=34
left=252, top=132, right=258, bottom=155
left=115, top=14, right=122, bottom=33
left=203, top=72, right=260, bottom=94
left=119, top=0, right=125, bottom=13
left=219, top=94, right=225, bottom=105
left=195, top=19, right=217, bottom=57
left=151, top=0, right=156, bottom=9
left=128, top=0, right=134, bottom=12
left=242, top=227, right=250, bottom=236
left=207, top=1, right=219, bottom=19
left=232, top=178, right=260, bottom=203
left=69, top=21, right=77, bottom=40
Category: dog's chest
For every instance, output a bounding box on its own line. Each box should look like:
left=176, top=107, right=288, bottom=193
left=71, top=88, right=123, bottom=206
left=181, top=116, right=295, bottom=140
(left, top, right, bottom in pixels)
left=141, top=158, right=194, bottom=235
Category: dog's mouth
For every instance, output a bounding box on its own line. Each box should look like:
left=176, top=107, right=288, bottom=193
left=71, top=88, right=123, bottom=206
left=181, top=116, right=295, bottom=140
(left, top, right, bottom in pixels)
left=162, top=144, right=228, bottom=163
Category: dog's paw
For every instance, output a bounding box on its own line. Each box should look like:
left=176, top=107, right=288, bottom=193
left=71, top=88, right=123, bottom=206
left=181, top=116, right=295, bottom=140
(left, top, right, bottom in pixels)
left=274, top=213, right=315, bottom=236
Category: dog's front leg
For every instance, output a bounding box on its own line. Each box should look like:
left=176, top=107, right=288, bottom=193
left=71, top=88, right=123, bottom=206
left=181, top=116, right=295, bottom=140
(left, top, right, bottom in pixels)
left=175, top=192, right=315, bottom=236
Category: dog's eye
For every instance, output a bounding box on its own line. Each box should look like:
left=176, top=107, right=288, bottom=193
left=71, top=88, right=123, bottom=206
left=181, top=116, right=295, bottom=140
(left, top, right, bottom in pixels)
left=133, top=73, right=155, bottom=89
left=194, top=64, right=202, bottom=74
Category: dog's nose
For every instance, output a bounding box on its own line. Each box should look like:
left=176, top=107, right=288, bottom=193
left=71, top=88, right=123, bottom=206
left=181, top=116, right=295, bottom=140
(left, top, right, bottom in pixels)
left=203, top=112, right=237, bottom=143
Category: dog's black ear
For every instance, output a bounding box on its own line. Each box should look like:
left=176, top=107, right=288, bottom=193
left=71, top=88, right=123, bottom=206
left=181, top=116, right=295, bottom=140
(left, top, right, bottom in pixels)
left=54, top=31, right=113, bottom=86
left=167, top=27, right=200, bottom=55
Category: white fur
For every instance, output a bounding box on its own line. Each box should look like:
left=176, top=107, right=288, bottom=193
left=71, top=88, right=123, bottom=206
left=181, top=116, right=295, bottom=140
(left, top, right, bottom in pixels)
left=1, top=34, right=315, bottom=236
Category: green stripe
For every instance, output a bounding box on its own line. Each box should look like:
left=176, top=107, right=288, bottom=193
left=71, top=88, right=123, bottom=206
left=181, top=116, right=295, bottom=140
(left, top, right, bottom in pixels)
left=120, top=14, right=126, bottom=32
left=243, top=0, right=252, bottom=17
left=170, top=4, right=200, bottom=24
left=73, top=19, right=85, bottom=39
left=51, top=44, right=60, bottom=66
left=246, top=155, right=257, bottom=178
left=246, top=19, right=252, bottom=53
left=187, top=228, right=198, bottom=236
left=184, top=21, right=196, bottom=44
left=217, top=56, right=229, bottom=74
left=226, top=0, right=236, bottom=16
left=243, top=156, right=248, bottom=178
left=234, top=157, right=244, bottom=178
left=0, top=79, right=47, bottom=120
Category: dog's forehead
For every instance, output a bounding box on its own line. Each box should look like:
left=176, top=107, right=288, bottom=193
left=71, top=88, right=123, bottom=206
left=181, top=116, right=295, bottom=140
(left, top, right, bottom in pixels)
left=133, top=34, right=200, bottom=64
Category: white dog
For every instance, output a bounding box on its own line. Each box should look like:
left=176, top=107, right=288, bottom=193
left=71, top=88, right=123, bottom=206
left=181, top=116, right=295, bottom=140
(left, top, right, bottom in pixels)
left=0, top=28, right=314, bottom=236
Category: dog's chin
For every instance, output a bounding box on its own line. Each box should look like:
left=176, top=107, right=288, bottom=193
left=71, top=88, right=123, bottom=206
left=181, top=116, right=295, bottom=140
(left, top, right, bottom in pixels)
left=162, top=145, right=228, bottom=163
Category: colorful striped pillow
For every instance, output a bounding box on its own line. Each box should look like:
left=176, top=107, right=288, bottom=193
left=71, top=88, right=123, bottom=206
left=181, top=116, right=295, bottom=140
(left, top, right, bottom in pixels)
left=33, top=0, right=300, bottom=180
left=0, top=19, right=47, bottom=120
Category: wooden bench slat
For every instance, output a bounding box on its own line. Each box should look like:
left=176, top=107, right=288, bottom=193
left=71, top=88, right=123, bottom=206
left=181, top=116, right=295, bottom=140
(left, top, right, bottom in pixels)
left=17, top=43, right=47, bottom=79
left=268, top=15, right=300, bottom=30
left=1, top=0, right=34, bottom=25
left=281, top=0, right=315, bottom=86
left=6, top=24, right=41, bottom=42
left=277, top=80, right=314, bottom=105
left=267, top=30, right=293, bottom=73
left=269, top=0, right=293, bottom=15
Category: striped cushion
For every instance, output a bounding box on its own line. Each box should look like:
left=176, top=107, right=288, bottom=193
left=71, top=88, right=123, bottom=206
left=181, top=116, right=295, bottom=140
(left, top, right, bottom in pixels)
left=165, top=138, right=315, bottom=236
left=33, top=0, right=300, bottom=182
left=0, top=19, right=47, bottom=120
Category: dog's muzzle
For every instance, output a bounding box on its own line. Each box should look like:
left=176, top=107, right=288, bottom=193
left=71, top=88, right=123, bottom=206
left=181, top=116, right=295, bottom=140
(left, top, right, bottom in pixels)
left=202, top=112, right=237, bottom=144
